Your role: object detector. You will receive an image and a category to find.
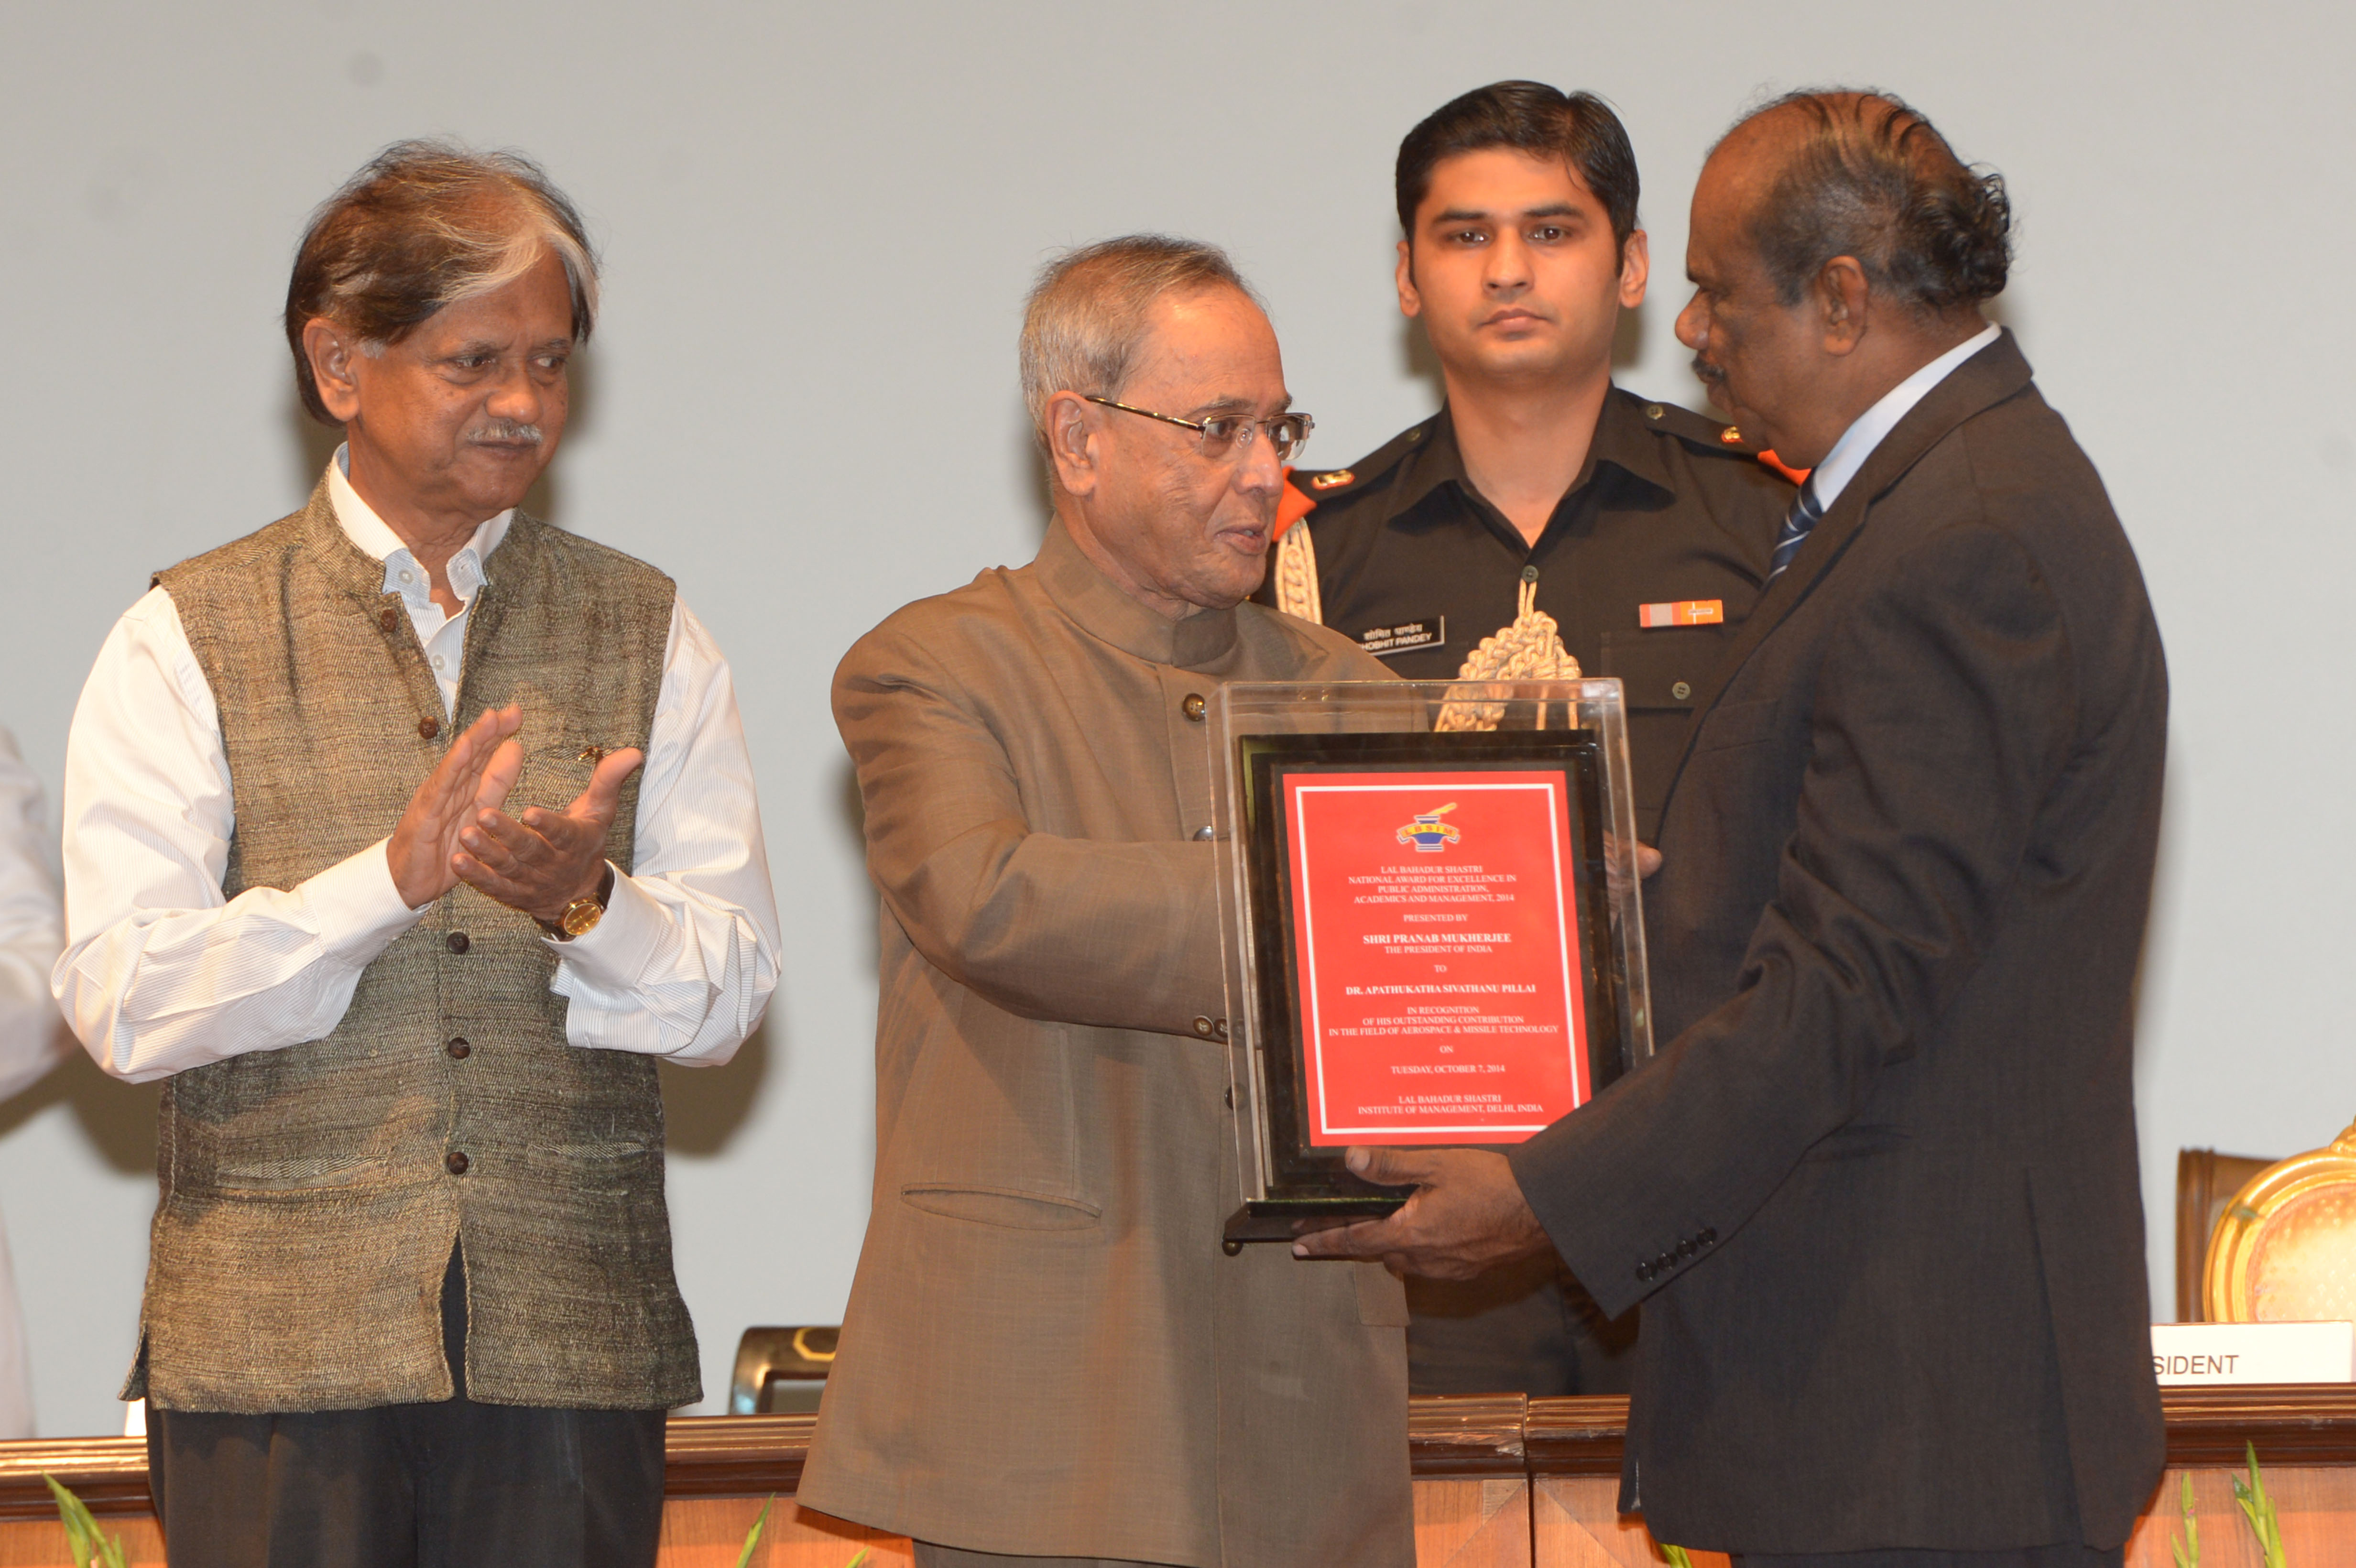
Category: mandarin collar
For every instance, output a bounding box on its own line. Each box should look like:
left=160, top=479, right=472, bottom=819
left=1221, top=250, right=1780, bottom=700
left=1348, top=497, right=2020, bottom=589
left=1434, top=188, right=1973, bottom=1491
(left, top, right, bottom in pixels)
left=1037, top=516, right=1240, bottom=670
left=1387, top=390, right=1674, bottom=524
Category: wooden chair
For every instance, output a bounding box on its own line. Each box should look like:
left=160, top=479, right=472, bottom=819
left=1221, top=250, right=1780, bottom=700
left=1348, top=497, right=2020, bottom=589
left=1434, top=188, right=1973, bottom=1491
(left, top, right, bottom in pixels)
left=729, top=1326, right=840, bottom=1415
left=2179, top=1147, right=2279, bottom=1321
left=2203, top=1120, right=2356, bottom=1324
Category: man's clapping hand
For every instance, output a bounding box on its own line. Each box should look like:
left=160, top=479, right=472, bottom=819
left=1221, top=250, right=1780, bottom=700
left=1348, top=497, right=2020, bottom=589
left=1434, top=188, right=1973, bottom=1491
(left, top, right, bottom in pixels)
left=387, top=705, right=525, bottom=910
left=453, top=745, right=644, bottom=924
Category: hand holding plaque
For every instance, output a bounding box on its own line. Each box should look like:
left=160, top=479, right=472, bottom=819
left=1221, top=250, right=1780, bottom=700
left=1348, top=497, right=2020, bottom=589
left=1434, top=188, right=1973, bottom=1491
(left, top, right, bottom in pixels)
left=1288, top=1145, right=1554, bottom=1278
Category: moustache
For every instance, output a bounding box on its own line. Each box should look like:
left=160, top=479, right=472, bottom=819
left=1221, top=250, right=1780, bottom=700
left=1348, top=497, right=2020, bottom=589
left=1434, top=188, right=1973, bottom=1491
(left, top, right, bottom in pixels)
left=1689, top=355, right=1725, bottom=385
left=465, top=422, right=544, bottom=446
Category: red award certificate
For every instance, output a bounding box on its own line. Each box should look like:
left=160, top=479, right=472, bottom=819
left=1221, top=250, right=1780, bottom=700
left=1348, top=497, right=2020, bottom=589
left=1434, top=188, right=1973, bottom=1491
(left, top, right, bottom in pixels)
left=1281, top=770, right=1588, bottom=1145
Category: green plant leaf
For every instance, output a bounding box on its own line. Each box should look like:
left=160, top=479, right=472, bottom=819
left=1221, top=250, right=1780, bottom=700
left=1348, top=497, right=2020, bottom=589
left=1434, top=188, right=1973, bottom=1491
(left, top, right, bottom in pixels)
left=44, top=1475, right=129, bottom=1568
left=2171, top=1469, right=2199, bottom=1568
left=734, top=1495, right=774, bottom=1568
left=2229, top=1443, right=2286, bottom=1568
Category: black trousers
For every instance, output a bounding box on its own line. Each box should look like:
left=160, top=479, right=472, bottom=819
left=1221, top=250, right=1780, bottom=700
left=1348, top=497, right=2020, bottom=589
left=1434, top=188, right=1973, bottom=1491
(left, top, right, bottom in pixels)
left=1735, top=1548, right=2125, bottom=1567
left=147, top=1249, right=667, bottom=1568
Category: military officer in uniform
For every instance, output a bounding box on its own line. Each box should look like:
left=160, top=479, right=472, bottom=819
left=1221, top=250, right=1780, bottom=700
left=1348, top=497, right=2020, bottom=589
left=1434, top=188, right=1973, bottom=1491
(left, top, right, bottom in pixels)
left=1263, top=81, right=1793, bottom=1398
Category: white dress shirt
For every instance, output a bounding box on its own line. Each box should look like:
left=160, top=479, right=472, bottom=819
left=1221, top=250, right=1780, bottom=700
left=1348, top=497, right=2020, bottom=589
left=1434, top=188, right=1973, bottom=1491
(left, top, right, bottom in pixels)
left=326, top=456, right=508, bottom=718
left=0, top=729, right=70, bottom=1438
left=1806, top=321, right=2002, bottom=511
left=54, top=454, right=781, bottom=1083
left=0, top=732, right=69, bottom=1105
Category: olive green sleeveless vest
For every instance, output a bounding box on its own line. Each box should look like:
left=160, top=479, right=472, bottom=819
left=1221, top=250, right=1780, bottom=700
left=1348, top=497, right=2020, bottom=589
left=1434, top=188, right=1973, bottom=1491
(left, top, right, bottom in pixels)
left=136, top=478, right=698, bottom=1413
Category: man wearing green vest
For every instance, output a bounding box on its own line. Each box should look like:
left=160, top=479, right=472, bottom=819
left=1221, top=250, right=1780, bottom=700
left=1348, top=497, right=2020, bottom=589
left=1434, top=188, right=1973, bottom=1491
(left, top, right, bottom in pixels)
left=55, top=142, right=781, bottom=1566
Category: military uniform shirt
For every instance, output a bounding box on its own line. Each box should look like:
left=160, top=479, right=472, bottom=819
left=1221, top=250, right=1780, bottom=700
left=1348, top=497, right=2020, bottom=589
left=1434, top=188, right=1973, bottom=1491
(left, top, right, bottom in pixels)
left=1268, top=388, right=1792, bottom=839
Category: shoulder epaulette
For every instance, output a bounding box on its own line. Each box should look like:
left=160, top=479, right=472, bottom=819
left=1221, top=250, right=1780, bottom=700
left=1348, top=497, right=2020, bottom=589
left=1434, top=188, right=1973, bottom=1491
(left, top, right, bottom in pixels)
left=1288, top=413, right=1441, bottom=504
left=1625, top=392, right=1803, bottom=484
left=1628, top=391, right=1758, bottom=457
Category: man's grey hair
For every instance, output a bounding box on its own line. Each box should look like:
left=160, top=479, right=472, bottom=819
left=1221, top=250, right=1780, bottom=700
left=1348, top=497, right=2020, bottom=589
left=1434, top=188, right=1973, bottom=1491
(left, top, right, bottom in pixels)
left=285, top=140, right=599, bottom=424
left=1018, top=234, right=1261, bottom=446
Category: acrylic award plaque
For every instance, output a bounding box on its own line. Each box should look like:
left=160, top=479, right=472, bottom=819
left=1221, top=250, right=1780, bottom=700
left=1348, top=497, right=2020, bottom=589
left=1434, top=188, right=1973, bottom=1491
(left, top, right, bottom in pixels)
left=1213, top=681, right=1652, bottom=1246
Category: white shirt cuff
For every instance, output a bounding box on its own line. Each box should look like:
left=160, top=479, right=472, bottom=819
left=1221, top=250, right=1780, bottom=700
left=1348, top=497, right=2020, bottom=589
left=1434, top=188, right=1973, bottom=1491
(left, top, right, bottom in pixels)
left=545, top=862, right=658, bottom=991
left=306, top=839, right=429, bottom=968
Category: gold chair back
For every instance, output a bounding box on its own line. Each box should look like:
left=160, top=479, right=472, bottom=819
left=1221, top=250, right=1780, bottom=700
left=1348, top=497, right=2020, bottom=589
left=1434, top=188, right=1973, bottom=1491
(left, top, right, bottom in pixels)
left=2204, top=1118, right=2356, bottom=1324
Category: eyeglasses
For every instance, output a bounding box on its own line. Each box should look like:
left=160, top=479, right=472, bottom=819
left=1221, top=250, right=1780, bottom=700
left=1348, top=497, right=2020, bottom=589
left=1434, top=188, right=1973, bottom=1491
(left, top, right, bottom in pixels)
left=1085, top=396, right=1314, bottom=465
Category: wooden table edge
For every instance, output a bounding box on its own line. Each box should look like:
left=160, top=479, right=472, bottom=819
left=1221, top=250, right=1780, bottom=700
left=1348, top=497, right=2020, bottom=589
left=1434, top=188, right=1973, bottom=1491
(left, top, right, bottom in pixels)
left=0, top=1386, right=2349, bottom=1516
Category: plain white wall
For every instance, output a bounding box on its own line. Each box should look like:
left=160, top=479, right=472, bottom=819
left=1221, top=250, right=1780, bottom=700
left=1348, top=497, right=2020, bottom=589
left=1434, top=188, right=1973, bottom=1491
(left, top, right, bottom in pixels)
left=0, top=0, right=2350, bottom=1435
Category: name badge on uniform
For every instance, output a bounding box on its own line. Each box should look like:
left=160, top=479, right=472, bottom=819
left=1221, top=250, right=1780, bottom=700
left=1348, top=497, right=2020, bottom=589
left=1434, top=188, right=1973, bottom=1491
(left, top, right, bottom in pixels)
left=1353, top=618, right=1446, bottom=657
left=1638, top=600, right=1723, bottom=629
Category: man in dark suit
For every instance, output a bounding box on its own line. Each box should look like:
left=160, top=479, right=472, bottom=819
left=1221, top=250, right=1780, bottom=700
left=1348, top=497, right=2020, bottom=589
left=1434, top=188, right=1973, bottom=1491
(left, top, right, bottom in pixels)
left=1298, top=90, right=2168, bottom=1566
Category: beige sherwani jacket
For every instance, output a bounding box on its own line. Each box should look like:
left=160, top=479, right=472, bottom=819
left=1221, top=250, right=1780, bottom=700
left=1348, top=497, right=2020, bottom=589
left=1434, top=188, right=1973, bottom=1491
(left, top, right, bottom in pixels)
left=799, top=521, right=1414, bottom=1567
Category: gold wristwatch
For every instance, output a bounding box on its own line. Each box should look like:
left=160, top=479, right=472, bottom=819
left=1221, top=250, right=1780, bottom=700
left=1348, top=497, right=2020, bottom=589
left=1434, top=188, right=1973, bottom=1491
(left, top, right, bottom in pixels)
left=547, top=866, right=616, bottom=941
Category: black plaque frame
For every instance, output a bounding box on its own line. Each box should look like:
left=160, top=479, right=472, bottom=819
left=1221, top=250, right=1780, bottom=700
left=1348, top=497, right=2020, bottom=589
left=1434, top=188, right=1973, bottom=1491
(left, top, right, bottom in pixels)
left=1223, top=727, right=1622, bottom=1243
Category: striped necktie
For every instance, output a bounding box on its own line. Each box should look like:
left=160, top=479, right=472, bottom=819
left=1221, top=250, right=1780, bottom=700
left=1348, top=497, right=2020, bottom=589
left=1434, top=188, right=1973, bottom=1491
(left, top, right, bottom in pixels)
left=1767, top=475, right=1824, bottom=583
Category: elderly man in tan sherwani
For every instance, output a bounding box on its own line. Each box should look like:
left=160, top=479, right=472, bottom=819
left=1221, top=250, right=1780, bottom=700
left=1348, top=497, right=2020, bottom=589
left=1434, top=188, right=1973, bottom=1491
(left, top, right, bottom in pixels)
left=799, top=237, right=1414, bottom=1567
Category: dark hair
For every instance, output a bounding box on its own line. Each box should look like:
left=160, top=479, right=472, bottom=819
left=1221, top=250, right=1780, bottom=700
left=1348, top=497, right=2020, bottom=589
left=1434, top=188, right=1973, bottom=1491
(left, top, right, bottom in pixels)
left=1740, top=90, right=2010, bottom=315
left=284, top=140, right=599, bottom=424
left=1395, top=82, right=1640, bottom=257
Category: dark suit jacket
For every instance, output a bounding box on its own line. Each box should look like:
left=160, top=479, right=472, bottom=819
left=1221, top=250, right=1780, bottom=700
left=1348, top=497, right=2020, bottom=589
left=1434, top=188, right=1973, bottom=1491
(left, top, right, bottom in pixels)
left=1508, top=331, right=2168, bottom=1554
